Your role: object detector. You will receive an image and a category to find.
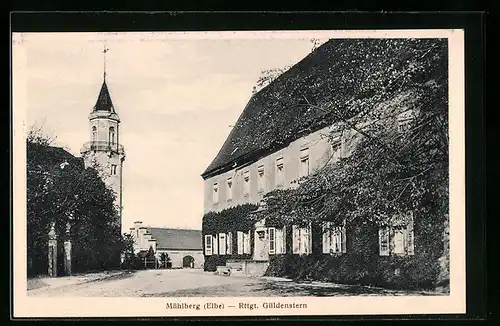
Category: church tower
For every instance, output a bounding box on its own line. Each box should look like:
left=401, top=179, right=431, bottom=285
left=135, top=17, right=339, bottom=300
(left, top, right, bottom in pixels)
left=80, top=48, right=125, bottom=231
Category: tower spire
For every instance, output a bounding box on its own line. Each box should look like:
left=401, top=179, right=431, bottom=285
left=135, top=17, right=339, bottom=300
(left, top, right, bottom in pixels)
left=103, top=42, right=109, bottom=80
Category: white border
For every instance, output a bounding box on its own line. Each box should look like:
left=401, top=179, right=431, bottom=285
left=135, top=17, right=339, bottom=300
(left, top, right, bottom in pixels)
left=12, top=29, right=465, bottom=317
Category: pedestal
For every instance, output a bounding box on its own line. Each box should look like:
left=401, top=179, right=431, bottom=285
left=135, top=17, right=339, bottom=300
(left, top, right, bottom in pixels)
left=48, top=239, right=57, bottom=277
left=64, top=240, right=72, bottom=276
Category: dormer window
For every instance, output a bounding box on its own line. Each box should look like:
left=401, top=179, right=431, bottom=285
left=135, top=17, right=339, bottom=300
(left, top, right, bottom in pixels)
left=109, top=127, right=115, bottom=144
left=227, top=177, right=233, bottom=201
left=257, top=165, right=265, bottom=193
left=92, top=126, right=97, bottom=141
left=243, top=171, right=250, bottom=196
left=213, top=183, right=219, bottom=204
left=276, top=157, right=284, bottom=187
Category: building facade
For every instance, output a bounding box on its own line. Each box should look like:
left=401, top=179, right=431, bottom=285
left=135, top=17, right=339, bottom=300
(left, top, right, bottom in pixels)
left=200, top=38, right=449, bottom=289
left=80, top=77, right=126, bottom=230
left=130, top=221, right=204, bottom=269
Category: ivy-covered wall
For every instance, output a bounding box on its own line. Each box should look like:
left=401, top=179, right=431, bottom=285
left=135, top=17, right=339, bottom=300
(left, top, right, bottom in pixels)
left=264, top=213, right=448, bottom=291
left=202, top=204, right=258, bottom=272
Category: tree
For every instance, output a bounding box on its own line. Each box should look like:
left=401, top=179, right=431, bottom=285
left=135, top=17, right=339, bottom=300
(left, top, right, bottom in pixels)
left=121, top=233, right=136, bottom=269
left=262, top=38, right=449, bottom=230
left=27, top=125, right=127, bottom=275
left=252, top=38, right=324, bottom=95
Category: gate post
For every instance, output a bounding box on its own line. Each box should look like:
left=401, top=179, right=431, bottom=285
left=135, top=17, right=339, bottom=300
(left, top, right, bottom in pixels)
left=64, top=221, right=72, bottom=276
left=48, top=222, right=58, bottom=277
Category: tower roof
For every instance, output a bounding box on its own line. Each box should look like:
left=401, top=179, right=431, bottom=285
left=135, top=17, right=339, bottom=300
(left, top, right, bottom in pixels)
left=93, top=79, right=115, bottom=112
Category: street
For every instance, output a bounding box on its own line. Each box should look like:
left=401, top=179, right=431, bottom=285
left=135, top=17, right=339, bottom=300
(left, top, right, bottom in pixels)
left=27, top=269, right=443, bottom=297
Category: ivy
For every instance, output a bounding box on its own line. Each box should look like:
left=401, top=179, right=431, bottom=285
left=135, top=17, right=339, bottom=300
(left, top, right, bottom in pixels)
left=202, top=203, right=259, bottom=234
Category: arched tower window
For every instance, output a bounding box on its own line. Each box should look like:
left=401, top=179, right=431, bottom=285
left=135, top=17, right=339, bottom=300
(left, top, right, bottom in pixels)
left=92, top=126, right=97, bottom=141
left=109, top=127, right=115, bottom=144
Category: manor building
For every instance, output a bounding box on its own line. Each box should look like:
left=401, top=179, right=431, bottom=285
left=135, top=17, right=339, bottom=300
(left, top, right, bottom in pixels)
left=200, top=39, right=445, bottom=280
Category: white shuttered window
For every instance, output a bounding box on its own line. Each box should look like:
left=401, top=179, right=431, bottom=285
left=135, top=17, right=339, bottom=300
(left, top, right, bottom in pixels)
left=204, top=235, right=213, bottom=255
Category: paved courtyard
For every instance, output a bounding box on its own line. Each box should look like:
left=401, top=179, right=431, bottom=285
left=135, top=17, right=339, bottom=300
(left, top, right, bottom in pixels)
left=27, top=268, right=444, bottom=297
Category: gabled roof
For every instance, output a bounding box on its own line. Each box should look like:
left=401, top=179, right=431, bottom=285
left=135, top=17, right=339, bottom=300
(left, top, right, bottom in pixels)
left=201, top=38, right=447, bottom=179
left=93, top=79, right=115, bottom=112
left=148, top=228, right=202, bottom=251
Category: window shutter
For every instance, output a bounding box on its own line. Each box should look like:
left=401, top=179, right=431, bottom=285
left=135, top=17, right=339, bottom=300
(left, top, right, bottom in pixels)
left=292, top=225, right=300, bottom=254
left=302, top=226, right=311, bottom=255
left=322, top=222, right=330, bottom=254
left=212, top=235, right=218, bottom=255
left=379, top=227, right=390, bottom=256
left=341, top=219, right=347, bottom=253
left=243, top=231, right=251, bottom=254
left=282, top=226, right=286, bottom=254
left=226, top=232, right=232, bottom=255
left=406, top=212, right=415, bottom=255
left=275, top=228, right=283, bottom=254
left=237, top=231, right=243, bottom=255
left=204, top=235, right=212, bottom=256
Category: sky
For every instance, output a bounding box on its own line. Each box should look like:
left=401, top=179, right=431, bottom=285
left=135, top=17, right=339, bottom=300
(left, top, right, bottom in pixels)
left=15, top=32, right=328, bottom=232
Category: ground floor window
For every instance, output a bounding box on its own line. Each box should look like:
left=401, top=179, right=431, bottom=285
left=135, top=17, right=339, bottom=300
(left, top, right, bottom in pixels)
left=379, top=211, right=414, bottom=256
left=292, top=224, right=311, bottom=255
left=322, top=221, right=346, bottom=254
left=268, top=227, right=286, bottom=254
left=236, top=230, right=251, bottom=255
left=204, top=235, right=212, bottom=255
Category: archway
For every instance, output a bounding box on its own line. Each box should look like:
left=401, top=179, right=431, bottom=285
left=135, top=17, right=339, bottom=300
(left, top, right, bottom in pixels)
left=182, top=255, right=195, bottom=268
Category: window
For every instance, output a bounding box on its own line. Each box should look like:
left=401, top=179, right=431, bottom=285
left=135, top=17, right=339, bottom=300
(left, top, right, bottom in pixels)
left=218, top=233, right=226, bottom=255
left=257, top=165, right=265, bottom=193
left=379, top=211, right=414, bottom=256
left=292, top=224, right=311, bottom=255
left=213, top=183, right=219, bottom=204
left=204, top=235, right=212, bottom=255
left=397, top=110, right=415, bottom=133
left=379, top=227, right=390, bottom=256
left=92, top=126, right=97, bottom=141
left=111, top=164, right=117, bottom=175
left=300, top=148, right=310, bottom=178
left=243, top=171, right=250, bottom=196
left=270, top=227, right=286, bottom=254
left=226, top=177, right=233, bottom=201
left=109, top=126, right=115, bottom=144
left=226, top=232, right=232, bottom=255
left=268, top=227, right=275, bottom=254
left=322, top=221, right=347, bottom=254
left=275, top=157, right=284, bottom=186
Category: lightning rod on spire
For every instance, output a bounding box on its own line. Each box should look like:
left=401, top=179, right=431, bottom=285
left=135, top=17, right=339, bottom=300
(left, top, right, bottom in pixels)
left=103, top=42, right=109, bottom=80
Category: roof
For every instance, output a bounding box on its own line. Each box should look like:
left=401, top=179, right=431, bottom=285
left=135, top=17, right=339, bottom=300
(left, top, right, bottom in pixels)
left=27, top=142, right=84, bottom=170
left=93, top=79, right=115, bottom=112
left=201, top=38, right=447, bottom=179
left=147, top=228, right=202, bottom=251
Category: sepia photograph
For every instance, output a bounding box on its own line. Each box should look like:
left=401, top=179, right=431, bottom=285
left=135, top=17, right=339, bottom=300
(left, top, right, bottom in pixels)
left=12, top=29, right=466, bottom=317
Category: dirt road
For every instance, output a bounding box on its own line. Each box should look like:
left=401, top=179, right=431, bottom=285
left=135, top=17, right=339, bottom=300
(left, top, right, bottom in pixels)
left=27, top=269, right=442, bottom=297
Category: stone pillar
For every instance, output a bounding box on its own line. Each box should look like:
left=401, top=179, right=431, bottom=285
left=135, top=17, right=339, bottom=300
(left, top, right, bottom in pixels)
left=64, top=222, right=72, bottom=276
left=48, top=222, right=58, bottom=277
